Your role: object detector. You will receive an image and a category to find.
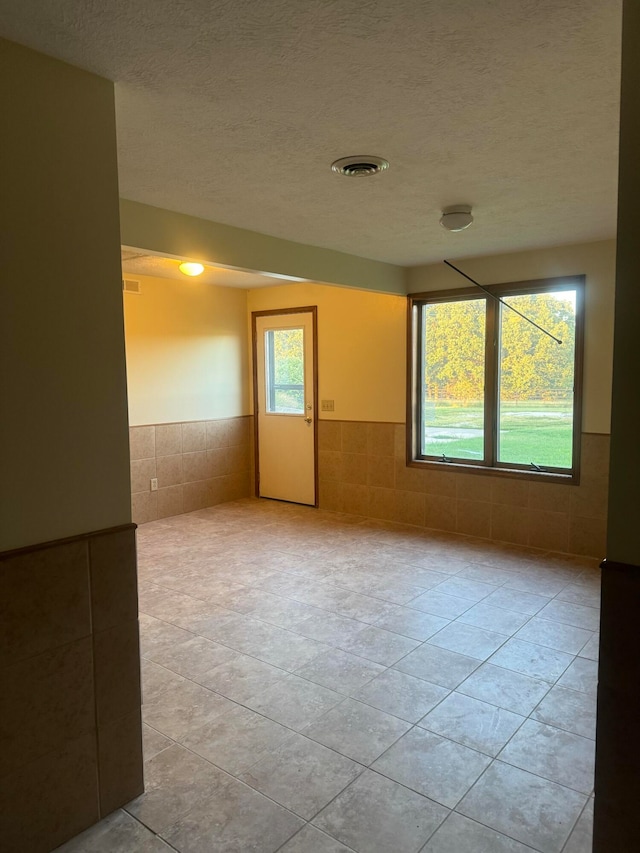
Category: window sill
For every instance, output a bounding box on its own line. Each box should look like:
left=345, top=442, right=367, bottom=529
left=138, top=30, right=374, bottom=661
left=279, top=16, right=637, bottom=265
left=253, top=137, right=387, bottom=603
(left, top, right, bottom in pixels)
left=407, top=457, right=578, bottom=485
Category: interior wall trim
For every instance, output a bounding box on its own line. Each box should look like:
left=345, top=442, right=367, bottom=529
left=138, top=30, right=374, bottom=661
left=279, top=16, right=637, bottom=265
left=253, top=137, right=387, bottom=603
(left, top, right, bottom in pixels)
left=0, top=523, right=137, bottom=561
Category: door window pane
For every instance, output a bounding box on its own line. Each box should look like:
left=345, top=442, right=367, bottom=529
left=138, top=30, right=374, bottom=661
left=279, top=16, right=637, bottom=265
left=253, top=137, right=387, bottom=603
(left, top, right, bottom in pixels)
left=265, top=327, right=305, bottom=414
left=421, top=299, right=486, bottom=460
left=498, top=290, right=576, bottom=468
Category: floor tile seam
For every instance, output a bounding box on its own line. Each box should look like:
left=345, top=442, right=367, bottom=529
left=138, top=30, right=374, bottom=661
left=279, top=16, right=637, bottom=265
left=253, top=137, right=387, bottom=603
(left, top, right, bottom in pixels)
left=451, top=759, right=589, bottom=852
left=504, top=704, right=596, bottom=744
left=402, top=595, right=478, bottom=620
left=489, top=719, right=596, bottom=792
left=415, top=706, right=528, bottom=758
left=465, top=654, right=571, bottom=692
left=240, top=724, right=371, bottom=780
left=214, top=679, right=352, bottom=737
left=454, top=619, right=525, bottom=639
left=142, top=719, right=181, bottom=755
left=293, top=626, right=408, bottom=659
left=142, top=510, right=595, bottom=816
left=125, top=791, right=207, bottom=846
left=455, top=664, right=553, bottom=713
left=125, top=811, right=182, bottom=852
left=251, top=593, right=392, bottom=630
left=525, top=711, right=597, bottom=742
left=390, top=658, right=482, bottom=693
left=179, top=711, right=378, bottom=812
left=152, top=729, right=321, bottom=828
left=450, top=798, right=549, bottom=853
left=188, top=632, right=331, bottom=677
left=429, top=576, right=508, bottom=597
left=243, top=582, right=396, bottom=624
left=306, top=766, right=453, bottom=843
left=402, top=714, right=525, bottom=764
left=350, top=686, right=455, bottom=726
left=364, top=751, right=490, bottom=813
left=170, top=673, right=304, bottom=740
left=457, top=603, right=540, bottom=636
left=194, top=603, right=344, bottom=647
left=141, top=607, right=251, bottom=639
left=415, top=811, right=458, bottom=853
left=558, top=798, right=593, bottom=853
left=504, top=580, right=574, bottom=598
left=293, top=629, right=428, bottom=674
left=287, top=660, right=387, bottom=699
left=513, top=611, right=598, bottom=632
left=271, top=823, right=359, bottom=853
left=143, top=581, right=253, bottom=618
left=465, top=557, right=532, bottom=573
left=369, top=615, right=454, bottom=644
left=549, top=581, right=601, bottom=601
left=512, top=619, right=598, bottom=657
left=423, top=621, right=514, bottom=661
left=398, top=550, right=464, bottom=577
left=297, top=694, right=414, bottom=754
left=139, top=578, right=235, bottom=604
left=141, top=627, right=250, bottom=670
left=490, top=633, right=580, bottom=660
left=143, top=649, right=291, bottom=702
left=302, top=577, right=438, bottom=606
left=481, top=750, right=595, bottom=798
left=141, top=593, right=580, bottom=684
left=484, top=639, right=577, bottom=683
left=416, top=813, right=542, bottom=853
left=534, top=610, right=600, bottom=632
left=309, top=576, right=434, bottom=610
left=140, top=618, right=200, bottom=651
left=550, top=595, right=601, bottom=614
left=183, top=719, right=303, bottom=780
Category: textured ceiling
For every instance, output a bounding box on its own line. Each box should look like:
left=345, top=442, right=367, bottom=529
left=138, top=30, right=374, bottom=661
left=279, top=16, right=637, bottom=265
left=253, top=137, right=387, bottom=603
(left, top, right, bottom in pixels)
left=1, top=0, right=622, bottom=266
left=120, top=250, right=295, bottom=288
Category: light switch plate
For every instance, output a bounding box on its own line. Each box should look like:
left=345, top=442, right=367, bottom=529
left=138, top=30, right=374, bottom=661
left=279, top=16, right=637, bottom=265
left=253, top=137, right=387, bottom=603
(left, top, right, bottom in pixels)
left=321, top=399, right=335, bottom=412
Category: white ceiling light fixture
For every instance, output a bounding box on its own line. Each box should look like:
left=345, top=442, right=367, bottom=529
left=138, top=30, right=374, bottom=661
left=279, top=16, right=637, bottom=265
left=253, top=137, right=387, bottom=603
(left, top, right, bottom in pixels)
left=440, top=205, right=474, bottom=232
left=331, top=156, right=389, bottom=177
left=178, top=261, right=205, bottom=276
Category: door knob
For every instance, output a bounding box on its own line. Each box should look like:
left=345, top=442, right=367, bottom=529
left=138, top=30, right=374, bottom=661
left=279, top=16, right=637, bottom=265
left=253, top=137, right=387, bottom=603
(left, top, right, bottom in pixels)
left=304, top=416, right=312, bottom=424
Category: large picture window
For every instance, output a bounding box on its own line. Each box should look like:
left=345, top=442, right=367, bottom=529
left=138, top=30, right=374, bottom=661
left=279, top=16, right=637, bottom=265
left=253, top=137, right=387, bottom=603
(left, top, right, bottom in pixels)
left=408, top=276, right=584, bottom=481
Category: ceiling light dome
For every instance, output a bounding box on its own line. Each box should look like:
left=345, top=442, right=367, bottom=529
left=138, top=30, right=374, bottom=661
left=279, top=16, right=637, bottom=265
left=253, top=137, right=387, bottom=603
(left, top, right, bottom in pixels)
left=179, top=262, right=205, bottom=276
left=440, top=205, right=474, bottom=232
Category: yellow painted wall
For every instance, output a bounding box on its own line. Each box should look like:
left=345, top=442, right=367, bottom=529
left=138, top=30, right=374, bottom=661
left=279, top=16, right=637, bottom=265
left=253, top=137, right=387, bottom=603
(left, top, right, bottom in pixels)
left=248, top=240, right=615, bottom=433
left=1, top=39, right=130, bottom=550
left=248, top=284, right=407, bottom=423
left=124, top=274, right=250, bottom=425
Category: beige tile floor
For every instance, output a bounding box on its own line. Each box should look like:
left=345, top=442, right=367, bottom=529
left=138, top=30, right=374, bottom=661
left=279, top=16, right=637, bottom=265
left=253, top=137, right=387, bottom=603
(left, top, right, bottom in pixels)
left=58, top=498, right=600, bottom=853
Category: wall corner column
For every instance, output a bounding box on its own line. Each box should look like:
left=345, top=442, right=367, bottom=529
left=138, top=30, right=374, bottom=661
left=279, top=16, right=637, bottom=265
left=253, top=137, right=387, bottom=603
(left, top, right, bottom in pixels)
left=593, top=1, right=640, bottom=849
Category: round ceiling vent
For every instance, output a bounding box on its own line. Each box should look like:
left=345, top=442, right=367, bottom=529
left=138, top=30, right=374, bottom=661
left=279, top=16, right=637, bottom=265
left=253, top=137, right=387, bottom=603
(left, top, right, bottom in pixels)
left=331, top=156, right=389, bottom=177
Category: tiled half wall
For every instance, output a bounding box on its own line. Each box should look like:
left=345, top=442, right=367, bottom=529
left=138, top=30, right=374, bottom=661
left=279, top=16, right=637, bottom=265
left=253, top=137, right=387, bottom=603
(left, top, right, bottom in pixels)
left=0, top=526, right=142, bottom=852
left=319, top=421, right=609, bottom=558
left=129, top=416, right=253, bottom=525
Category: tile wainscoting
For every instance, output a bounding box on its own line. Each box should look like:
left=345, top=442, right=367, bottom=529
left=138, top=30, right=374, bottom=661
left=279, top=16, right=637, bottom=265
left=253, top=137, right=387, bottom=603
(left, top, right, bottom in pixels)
left=0, top=525, right=142, bottom=852
left=129, top=416, right=253, bottom=525
left=318, top=422, right=608, bottom=558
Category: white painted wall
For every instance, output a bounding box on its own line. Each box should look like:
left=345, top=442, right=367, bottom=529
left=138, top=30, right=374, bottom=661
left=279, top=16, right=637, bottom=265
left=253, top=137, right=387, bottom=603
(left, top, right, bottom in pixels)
left=0, top=39, right=130, bottom=550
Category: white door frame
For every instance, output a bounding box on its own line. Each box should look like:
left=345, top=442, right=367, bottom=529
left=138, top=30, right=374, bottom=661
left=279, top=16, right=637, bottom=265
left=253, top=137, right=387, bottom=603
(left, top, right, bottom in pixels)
left=251, top=306, right=319, bottom=506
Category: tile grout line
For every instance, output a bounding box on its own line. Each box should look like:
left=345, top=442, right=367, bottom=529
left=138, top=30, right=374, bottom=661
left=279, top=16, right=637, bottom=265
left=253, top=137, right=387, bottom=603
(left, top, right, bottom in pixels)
left=135, top=499, right=597, bottom=853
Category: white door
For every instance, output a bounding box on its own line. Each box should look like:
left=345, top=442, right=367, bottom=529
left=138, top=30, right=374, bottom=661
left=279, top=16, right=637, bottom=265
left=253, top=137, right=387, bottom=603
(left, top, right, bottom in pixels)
left=254, top=309, right=317, bottom=505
